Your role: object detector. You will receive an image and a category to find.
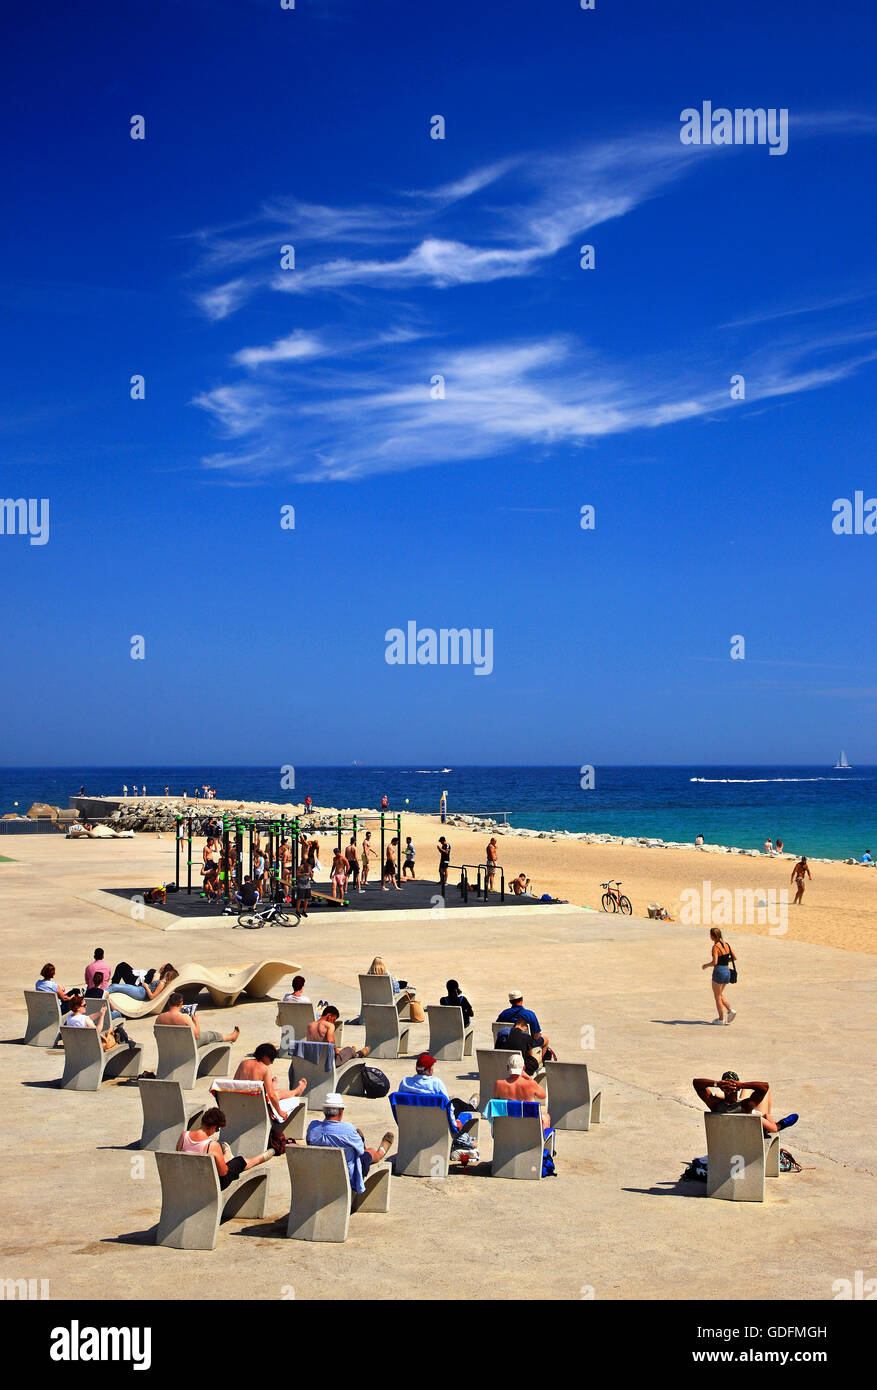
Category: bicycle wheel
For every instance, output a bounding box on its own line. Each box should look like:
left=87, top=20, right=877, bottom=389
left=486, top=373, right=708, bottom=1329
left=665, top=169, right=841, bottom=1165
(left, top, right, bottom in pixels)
left=618, top=895, right=633, bottom=915
left=276, top=910, right=300, bottom=928
left=601, top=892, right=616, bottom=913
left=237, top=912, right=263, bottom=929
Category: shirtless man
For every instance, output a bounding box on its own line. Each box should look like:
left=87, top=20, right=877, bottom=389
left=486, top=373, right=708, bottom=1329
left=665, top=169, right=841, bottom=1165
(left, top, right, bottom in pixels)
left=155, top=992, right=240, bottom=1053
left=306, top=1006, right=370, bottom=1064
left=331, top=848, right=348, bottom=900
left=791, top=856, right=811, bottom=905
left=692, top=1071, right=799, bottom=1136
left=382, top=837, right=401, bottom=891
left=493, top=1052, right=551, bottom=1130
left=485, top=837, right=498, bottom=891
left=361, top=831, right=377, bottom=888
left=234, top=1042, right=307, bottom=1120
left=345, top=837, right=361, bottom=892
left=279, top=838, right=292, bottom=894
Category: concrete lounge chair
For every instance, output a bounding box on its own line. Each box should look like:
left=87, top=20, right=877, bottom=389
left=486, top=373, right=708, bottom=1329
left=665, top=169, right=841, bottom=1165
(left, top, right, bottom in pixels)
left=477, top=1048, right=527, bottom=1110
left=486, top=1100, right=556, bottom=1181
left=154, top=1151, right=270, bottom=1250
left=275, top=1000, right=344, bottom=1051
left=389, top=1092, right=480, bottom=1178
left=285, top=1146, right=391, bottom=1242
left=138, top=1078, right=204, bottom=1151
left=362, top=1004, right=411, bottom=1059
left=491, top=1021, right=514, bottom=1044
left=59, top=1025, right=143, bottom=1091
left=358, top=973, right=411, bottom=1020
left=426, top=1004, right=473, bottom=1061
left=107, top=958, right=300, bottom=1019
left=287, top=1042, right=365, bottom=1110
left=543, top=1060, right=602, bottom=1131
left=24, top=989, right=61, bottom=1047
left=209, top=1078, right=307, bottom=1156
left=703, top=1112, right=780, bottom=1201
left=153, top=1024, right=232, bottom=1090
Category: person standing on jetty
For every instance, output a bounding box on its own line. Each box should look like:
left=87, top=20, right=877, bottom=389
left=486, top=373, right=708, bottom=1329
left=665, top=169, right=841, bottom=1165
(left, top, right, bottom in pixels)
left=702, top=927, right=737, bottom=1025
left=791, top=855, right=812, bottom=904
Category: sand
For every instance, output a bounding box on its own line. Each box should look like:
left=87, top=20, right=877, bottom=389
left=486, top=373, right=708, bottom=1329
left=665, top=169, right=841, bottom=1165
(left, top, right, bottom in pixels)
left=1, top=828, right=875, bottom=1302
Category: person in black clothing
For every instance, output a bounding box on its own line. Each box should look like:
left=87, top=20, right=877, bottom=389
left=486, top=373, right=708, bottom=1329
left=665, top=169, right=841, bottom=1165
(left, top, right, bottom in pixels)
left=238, top=875, right=260, bottom=908
left=440, top=979, right=473, bottom=1027
left=437, top=836, right=451, bottom=884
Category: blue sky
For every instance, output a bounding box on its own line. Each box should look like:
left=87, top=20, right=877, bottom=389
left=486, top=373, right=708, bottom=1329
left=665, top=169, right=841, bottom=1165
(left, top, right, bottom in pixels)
left=2, top=0, right=876, bottom=765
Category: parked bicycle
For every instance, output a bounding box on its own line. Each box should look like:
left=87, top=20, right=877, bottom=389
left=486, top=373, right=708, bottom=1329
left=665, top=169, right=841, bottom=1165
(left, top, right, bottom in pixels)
left=600, top=880, right=632, bottom=914
left=235, top=899, right=300, bottom=929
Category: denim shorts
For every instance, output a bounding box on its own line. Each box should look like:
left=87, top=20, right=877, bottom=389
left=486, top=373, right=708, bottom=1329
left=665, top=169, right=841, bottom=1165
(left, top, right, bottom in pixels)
left=712, top=966, right=731, bottom=985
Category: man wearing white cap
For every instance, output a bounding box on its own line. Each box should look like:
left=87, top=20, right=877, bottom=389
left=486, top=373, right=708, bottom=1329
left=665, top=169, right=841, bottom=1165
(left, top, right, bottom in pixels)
left=306, top=1094, right=394, bottom=1195
left=493, top=1052, right=551, bottom=1131
left=495, top=990, right=553, bottom=1062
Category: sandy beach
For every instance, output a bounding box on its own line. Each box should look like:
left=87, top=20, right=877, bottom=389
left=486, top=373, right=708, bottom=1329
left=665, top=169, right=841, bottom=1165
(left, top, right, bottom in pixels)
left=85, top=796, right=877, bottom=956
left=1, top=825, right=875, bottom=1304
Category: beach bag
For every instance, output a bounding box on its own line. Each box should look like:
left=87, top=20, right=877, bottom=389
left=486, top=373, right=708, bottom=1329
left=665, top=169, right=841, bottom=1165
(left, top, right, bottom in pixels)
left=113, top=1024, right=133, bottom=1047
left=682, top=1156, right=709, bottom=1182
left=779, top=1148, right=801, bottom=1173
left=100, top=1029, right=118, bottom=1053
left=407, top=1000, right=425, bottom=1023
left=361, top=1066, right=390, bottom=1099
left=542, top=1149, right=557, bottom=1177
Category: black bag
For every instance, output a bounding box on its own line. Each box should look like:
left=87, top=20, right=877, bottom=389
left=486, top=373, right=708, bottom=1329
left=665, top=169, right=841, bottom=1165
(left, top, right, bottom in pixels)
left=113, top=1024, right=133, bottom=1047
left=361, top=1066, right=390, bottom=1098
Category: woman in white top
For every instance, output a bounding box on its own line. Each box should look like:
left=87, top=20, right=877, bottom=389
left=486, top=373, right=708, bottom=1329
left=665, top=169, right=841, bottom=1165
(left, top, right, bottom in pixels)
left=176, top=1107, right=274, bottom=1189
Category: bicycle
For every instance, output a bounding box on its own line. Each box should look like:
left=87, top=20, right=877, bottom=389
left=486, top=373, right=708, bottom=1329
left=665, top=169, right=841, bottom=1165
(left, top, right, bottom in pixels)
left=234, top=899, right=300, bottom=929
left=600, top=880, right=632, bottom=915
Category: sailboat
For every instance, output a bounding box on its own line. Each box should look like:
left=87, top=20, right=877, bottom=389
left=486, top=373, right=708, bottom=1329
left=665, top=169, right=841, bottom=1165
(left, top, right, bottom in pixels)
left=834, top=750, right=852, bottom=769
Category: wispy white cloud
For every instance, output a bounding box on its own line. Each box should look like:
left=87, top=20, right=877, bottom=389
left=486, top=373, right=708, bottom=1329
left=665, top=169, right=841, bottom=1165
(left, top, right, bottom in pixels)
left=233, top=330, right=325, bottom=368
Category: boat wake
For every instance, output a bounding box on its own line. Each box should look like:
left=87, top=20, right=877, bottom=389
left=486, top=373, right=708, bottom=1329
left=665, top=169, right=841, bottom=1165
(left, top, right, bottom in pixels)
left=690, top=776, right=859, bottom=784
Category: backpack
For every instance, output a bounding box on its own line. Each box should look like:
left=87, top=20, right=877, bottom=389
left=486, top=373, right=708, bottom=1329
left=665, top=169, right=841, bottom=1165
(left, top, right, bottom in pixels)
left=681, top=1156, right=709, bottom=1182
left=541, top=1148, right=557, bottom=1177
left=495, top=1028, right=512, bottom=1048
left=779, top=1148, right=801, bottom=1173
left=361, top=1066, right=390, bottom=1099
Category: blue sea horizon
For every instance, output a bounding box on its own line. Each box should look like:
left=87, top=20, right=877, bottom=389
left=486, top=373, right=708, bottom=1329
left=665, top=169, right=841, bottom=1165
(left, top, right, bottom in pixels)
left=1, top=765, right=873, bottom=861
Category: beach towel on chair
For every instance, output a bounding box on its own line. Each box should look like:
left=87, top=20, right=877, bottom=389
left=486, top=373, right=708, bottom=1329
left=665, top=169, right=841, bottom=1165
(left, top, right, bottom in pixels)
left=288, top=1040, right=334, bottom=1072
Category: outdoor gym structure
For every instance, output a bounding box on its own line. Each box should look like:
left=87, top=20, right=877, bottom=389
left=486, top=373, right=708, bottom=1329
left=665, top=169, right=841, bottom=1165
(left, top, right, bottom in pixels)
left=174, top=810, right=404, bottom=904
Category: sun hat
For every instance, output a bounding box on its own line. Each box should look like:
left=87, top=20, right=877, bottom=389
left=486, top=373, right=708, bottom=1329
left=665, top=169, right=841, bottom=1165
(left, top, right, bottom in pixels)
left=322, top=1092, right=345, bottom=1109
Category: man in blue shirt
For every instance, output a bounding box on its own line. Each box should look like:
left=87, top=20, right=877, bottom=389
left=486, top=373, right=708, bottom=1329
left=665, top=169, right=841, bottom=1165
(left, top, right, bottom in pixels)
left=495, top=989, right=553, bottom=1061
left=397, top=1054, right=473, bottom=1131
left=306, top=1094, right=393, bottom=1194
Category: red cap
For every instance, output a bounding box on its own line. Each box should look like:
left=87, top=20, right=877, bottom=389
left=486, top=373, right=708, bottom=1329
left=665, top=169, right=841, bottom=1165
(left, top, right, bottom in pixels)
left=416, top=1053, right=437, bottom=1070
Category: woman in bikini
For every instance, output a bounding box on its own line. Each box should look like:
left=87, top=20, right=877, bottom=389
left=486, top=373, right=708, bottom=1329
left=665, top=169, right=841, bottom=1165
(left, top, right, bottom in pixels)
left=702, top=926, right=737, bottom=1025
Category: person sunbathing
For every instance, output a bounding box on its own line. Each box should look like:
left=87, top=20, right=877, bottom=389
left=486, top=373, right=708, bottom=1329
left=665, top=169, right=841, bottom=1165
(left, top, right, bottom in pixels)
left=155, top=992, right=240, bottom=1053
left=110, top=963, right=178, bottom=1002
left=692, top=1072, right=799, bottom=1136
left=305, top=1007, right=370, bottom=1064
left=234, top=1042, right=307, bottom=1120
left=176, top=1107, right=274, bottom=1188
left=493, top=1052, right=551, bottom=1130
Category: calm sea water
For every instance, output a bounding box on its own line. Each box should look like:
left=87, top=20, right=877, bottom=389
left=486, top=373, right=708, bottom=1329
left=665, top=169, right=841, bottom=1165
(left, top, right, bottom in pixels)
left=1, top=766, right=874, bottom=860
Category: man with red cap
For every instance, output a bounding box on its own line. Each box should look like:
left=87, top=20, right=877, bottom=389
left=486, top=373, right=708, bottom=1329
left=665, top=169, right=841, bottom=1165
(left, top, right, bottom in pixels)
left=398, top=1053, right=472, bottom=1131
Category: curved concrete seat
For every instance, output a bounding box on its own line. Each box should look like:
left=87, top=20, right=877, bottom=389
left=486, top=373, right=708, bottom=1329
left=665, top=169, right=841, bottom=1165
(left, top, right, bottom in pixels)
left=108, top=959, right=300, bottom=1019
left=390, top=1093, right=480, bottom=1178
left=362, top=1004, right=410, bottom=1059
left=426, top=1004, right=473, bottom=1061
left=24, top=990, right=61, bottom=1047
left=59, top=1026, right=143, bottom=1091
left=138, top=1078, right=204, bottom=1151
left=154, top=1024, right=231, bottom=1090
left=491, top=1110, right=555, bottom=1181
left=209, top=1078, right=307, bottom=1156
left=491, top=1021, right=514, bottom=1044
left=287, top=1044, right=365, bottom=1110
left=358, top=974, right=410, bottom=1019
left=276, top=1000, right=343, bottom=1052
left=154, top=1151, right=270, bottom=1250
left=285, top=1146, right=391, bottom=1242
left=704, top=1113, right=779, bottom=1201
left=477, top=1048, right=525, bottom=1111
left=543, top=1061, right=602, bottom=1131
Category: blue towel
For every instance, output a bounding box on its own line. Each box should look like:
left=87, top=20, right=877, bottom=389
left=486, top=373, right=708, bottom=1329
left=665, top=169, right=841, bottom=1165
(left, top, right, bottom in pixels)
left=390, top=1090, right=472, bottom=1135
left=288, top=1040, right=333, bottom=1073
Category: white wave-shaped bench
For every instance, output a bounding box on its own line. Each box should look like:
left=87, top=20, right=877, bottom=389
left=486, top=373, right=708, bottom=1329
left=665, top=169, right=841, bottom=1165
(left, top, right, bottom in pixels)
left=107, top=959, right=299, bottom=1019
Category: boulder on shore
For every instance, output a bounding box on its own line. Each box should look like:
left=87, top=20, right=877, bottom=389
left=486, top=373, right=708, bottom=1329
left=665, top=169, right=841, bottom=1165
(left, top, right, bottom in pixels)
left=26, top=803, right=60, bottom=820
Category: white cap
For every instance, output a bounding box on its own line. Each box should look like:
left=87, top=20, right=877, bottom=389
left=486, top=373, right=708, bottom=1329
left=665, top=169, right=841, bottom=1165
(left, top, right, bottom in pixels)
left=322, top=1092, right=345, bottom=1110
left=507, top=1053, right=525, bottom=1075
left=508, top=989, right=523, bottom=1002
